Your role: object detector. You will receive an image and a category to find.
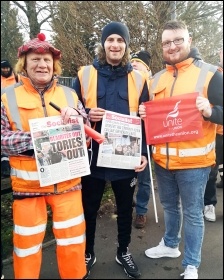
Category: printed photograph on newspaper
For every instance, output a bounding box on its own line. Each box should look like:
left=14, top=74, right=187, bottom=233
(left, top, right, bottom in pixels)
left=97, top=110, right=142, bottom=169
left=29, top=115, right=90, bottom=187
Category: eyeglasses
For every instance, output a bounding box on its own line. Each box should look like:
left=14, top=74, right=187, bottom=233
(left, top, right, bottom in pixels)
left=162, top=38, right=184, bottom=48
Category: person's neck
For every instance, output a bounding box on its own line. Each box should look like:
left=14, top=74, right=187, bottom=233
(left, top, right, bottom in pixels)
left=107, top=60, right=121, bottom=67
left=106, top=61, right=122, bottom=68
left=32, top=82, right=51, bottom=94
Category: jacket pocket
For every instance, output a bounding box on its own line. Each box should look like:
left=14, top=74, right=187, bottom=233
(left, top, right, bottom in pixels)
left=97, top=91, right=106, bottom=108
left=17, top=101, right=39, bottom=131
left=117, top=90, right=129, bottom=114
left=151, top=85, right=166, bottom=98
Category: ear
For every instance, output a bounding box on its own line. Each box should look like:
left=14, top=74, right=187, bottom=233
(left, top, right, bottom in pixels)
left=188, top=36, right=192, bottom=45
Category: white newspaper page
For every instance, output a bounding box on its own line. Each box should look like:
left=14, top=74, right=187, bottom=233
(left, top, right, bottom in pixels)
left=29, top=115, right=90, bottom=187
left=97, top=111, right=142, bottom=169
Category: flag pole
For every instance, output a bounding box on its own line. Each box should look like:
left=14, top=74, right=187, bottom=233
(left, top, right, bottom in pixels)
left=147, top=145, right=158, bottom=223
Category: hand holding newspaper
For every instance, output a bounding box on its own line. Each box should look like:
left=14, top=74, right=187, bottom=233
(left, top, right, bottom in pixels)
left=49, top=102, right=105, bottom=144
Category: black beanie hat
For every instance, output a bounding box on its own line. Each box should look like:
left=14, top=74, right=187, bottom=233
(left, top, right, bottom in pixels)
left=101, top=21, right=130, bottom=48
left=1, top=60, right=12, bottom=69
left=131, top=50, right=151, bottom=70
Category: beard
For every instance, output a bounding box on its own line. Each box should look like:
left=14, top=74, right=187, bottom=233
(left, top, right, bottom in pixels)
left=1, top=68, right=13, bottom=78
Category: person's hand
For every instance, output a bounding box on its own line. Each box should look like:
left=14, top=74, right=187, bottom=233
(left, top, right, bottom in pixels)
left=139, top=104, right=146, bottom=119
left=135, top=155, right=147, bottom=172
left=196, top=96, right=212, bottom=118
left=88, top=108, right=105, bottom=122
left=60, top=106, right=79, bottom=124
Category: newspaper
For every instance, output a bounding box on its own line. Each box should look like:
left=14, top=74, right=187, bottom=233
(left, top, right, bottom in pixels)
left=97, top=111, right=142, bottom=169
left=29, top=115, right=90, bottom=187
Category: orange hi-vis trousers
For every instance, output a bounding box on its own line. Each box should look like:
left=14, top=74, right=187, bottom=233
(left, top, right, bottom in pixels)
left=13, top=190, right=86, bottom=279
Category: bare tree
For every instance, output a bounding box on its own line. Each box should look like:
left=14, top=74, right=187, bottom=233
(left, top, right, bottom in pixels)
left=1, top=1, right=23, bottom=66
left=4, top=1, right=223, bottom=75
left=11, top=1, right=54, bottom=39
left=52, top=1, right=222, bottom=75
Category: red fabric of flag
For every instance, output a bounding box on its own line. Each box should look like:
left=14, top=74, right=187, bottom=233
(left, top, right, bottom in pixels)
left=144, top=92, right=204, bottom=144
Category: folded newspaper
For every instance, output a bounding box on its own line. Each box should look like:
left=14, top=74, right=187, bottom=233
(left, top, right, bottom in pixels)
left=97, top=111, right=142, bottom=169
left=29, top=115, right=90, bottom=187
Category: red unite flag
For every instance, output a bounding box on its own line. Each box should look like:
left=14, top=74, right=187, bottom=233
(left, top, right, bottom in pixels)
left=144, top=92, right=204, bottom=145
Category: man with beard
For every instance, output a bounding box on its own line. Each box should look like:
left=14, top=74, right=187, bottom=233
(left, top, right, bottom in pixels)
left=1, top=60, right=18, bottom=88
left=1, top=60, right=18, bottom=178
left=139, top=20, right=223, bottom=279
left=73, top=21, right=149, bottom=278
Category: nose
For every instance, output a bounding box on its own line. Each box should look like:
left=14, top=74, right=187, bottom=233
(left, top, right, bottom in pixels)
left=169, top=41, right=177, bottom=49
left=112, top=40, right=120, bottom=47
left=38, top=58, right=47, bottom=67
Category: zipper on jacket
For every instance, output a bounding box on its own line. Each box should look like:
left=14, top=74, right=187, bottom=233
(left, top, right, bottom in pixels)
left=40, top=91, right=48, bottom=117
left=166, top=66, right=178, bottom=169
left=39, top=85, right=59, bottom=193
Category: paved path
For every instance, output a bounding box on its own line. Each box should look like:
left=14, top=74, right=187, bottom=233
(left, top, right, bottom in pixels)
left=2, top=185, right=223, bottom=279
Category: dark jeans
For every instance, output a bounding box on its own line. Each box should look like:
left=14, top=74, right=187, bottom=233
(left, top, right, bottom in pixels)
left=204, top=134, right=223, bottom=206
left=81, top=176, right=136, bottom=254
left=1, top=154, right=10, bottom=178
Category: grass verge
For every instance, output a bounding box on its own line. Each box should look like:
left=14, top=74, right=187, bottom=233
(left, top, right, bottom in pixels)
left=1, top=181, right=114, bottom=259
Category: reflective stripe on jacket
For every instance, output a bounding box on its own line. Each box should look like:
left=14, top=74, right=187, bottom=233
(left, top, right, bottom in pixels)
left=78, top=65, right=146, bottom=116
left=150, top=58, right=218, bottom=169
left=1, top=76, right=81, bottom=193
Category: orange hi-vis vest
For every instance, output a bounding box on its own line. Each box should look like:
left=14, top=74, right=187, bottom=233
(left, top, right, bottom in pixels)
left=1, top=76, right=81, bottom=193
left=216, top=124, right=223, bottom=135
left=77, top=65, right=146, bottom=116
left=1, top=73, right=17, bottom=88
left=216, top=65, right=223, bottom=136
left=149, top=58, right=218, bottom=170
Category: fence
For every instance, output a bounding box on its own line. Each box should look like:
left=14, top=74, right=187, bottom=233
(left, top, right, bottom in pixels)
left=58, top=76, right=75, bottom=88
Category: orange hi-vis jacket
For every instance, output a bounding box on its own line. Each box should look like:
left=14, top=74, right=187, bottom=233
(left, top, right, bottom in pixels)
left=149, top=58, right=218, bottom=170
left=77, top=65, right=146, bottom=115
left=216, top=124, right=223, bottom=136
left=1, top=72, right=17, bottom=88
left=1, top=76, right=82, bottom=193
left=216, top=65, right=223, bottom=136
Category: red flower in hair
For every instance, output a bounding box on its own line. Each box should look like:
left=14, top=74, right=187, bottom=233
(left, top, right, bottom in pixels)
left=37, top=33, right=46, bottom=41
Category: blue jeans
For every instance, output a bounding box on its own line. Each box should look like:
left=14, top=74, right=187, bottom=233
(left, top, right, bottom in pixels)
left=154, top=162, right=211, bottom=268
left=136, top=163, right=151, bottom=215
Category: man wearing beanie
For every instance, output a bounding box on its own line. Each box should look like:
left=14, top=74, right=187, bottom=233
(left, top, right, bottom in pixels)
left=73, top=21, right=150, bottom=279
left=1, top=33, right=90, bottom=279
left=1, top=59, right=17, bottom=88
left=1, top=60, right=19, bottom=180
left=130, top=50, right=153, bottom=230
left=131, top=50, right=152, bottom=79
